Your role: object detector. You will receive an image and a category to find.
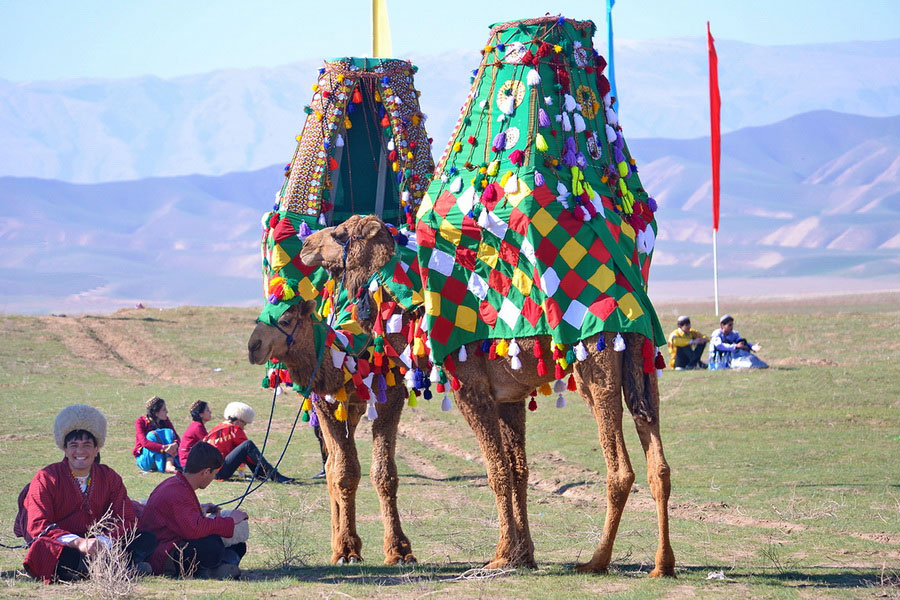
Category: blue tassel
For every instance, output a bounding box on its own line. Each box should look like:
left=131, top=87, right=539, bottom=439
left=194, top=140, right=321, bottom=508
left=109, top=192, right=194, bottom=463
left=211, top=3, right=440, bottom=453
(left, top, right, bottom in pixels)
left=413, top=368, right=426, bottom=389
left=423, top=388, right=433, bottom=400
left=377, top=374, right=388, bottom=403
left=481, top=340, right=491, bottom=353
left=596, top=336, right=606, bottom=351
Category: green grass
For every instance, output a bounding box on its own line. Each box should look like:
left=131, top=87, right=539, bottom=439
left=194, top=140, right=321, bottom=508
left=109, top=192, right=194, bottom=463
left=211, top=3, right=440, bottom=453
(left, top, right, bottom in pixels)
left=1, top=294, right=898, bottom=599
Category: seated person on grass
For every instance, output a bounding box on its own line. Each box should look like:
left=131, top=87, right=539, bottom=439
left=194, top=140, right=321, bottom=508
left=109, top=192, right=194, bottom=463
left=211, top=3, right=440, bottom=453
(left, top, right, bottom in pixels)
left=667, top=315, right=709, bottom=370
left=133, top=396, right=181, bottom=473
left=139, top=442, right=248, bottom=579
left=203, top=402, right=294, bottom=483
left=709, top=314, right=769, bottom=370
left=22, top=405, right=156, bottom=583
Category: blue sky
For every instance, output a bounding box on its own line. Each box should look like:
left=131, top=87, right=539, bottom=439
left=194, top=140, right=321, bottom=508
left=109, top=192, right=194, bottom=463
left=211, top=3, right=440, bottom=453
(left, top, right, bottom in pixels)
left=1, top=0, right=899, bottom=81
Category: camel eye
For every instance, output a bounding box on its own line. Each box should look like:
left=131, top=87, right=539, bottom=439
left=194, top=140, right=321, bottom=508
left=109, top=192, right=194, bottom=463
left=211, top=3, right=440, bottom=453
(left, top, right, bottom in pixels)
left=333, top=230, right=348, bottom=243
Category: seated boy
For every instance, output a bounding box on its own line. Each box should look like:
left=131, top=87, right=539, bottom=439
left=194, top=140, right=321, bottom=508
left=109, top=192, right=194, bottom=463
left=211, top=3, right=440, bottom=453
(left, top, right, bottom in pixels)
left=139, top=442, right=248, bottom=579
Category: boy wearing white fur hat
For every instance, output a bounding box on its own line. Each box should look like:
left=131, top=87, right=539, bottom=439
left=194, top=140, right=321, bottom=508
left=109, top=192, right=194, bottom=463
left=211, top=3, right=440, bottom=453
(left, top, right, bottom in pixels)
left=203, top=401, right=294, bottom=484
left=22, top=405, right=156, bottom=583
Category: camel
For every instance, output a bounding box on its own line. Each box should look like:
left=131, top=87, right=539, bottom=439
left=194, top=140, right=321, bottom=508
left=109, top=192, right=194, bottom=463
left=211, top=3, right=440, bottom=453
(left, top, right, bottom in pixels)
left=271, top=214, right=676, bottom=577
left=248, top=285, right=417, bottom=565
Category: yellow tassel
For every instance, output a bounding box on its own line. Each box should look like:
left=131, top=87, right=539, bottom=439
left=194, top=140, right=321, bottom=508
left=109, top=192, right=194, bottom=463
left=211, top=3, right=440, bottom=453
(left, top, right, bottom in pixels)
left=483, top=45, right=494, bottom=53
left=453, top=141, right=462, bottom=152
left=336, top=74, right=344, bottom=83
left=375, top=91, right=382, bottom=102
left=539, top=383, right=552, bottom=396
left=411, top=115, right=420, bottom=125
left=413, top=337, right=426, bottom=356
left=407, top=151, right=414, bottom=160
left=335, top=402, right=347, bottom=421
left=535, top=133, right=548, bottom=152
left=553, top=45, right=562, bottom=53
left=496, top=339, right=509, bottom=356
left=601, top=174, right=609, bottom=183
left=500, top=171, right=512, bottom=187
left=408, top=390, right=418, bottom=407
left=312, top=83, right=319, bottom=92
left=295, top=134, right=302, bottom=142
left=301, top=397, right=311, bottom=411
left=336, top=387, right=348, bottom=402
left=315, top=111, right=323, bottom=121
left=559, top=358, right=569, bottom=370
left=392, top=162, right=400, bottom=172
left=618, top=161, right=629, bottom=177
left=282, top=286, right=295, bottom=301
left=344, top=117, right=352, bottom=129
left=385, top=370, right=396, bottom=386
left=479, top=166, right=487, bottom=175
left=487, top=160, right=500, bottom=176
left=480, top=180, right=487, bottom=189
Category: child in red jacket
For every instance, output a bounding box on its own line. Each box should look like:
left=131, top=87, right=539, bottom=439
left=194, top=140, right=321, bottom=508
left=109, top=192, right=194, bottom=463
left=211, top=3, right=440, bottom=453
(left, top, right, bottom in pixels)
left=204, top=402, right=294, bottom=484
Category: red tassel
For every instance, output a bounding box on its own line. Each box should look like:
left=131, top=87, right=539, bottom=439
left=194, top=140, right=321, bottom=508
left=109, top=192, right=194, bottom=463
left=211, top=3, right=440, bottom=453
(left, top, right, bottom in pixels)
left=552, top=346, right=561, bottom=360
left=268, top=213, right=280, bottom=228
left=536, top=358, right=547, bottom=377
left=537, top=42, right=552, bottom=57
left=655, top=351, right=667, bottom=370
left=356, top=384, right=370, bottom=401
left=567, top=374, right=577, bottom=391
left=528, top=398, right=537, bottom=411
left=554, top=362, right=563, bottom=380
left=352, top=88, right=362, bottom=103
left=450, top=375, right=461, bottom=391
left=444, top=355, right=456, bottom=373
left=642, top=337, right=656, bottom=374
left=489, top=341, right=498, bottom=360
left=467, top=135, right=477, bottom=146
left=436, top=383, right=445, bottom=393
left=380, top=115, right=390, bottom=127
left=533, top=340, right=543, bottom=358
left=328, top=157, right=339, bottom=171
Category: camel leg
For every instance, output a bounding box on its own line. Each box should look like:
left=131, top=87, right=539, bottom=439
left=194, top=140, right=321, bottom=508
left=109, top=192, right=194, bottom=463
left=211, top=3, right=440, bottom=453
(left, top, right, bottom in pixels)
left=623, top=335, right=675, bottom=577
left=314, top=399, right=364, bottom=564
left=497, top=400, right=536, bottom=568
left=453, top=373, right=524, bottom=569
left=370, top=382, right=416, bottom=565
left=573, top=338, right=635, bottom=574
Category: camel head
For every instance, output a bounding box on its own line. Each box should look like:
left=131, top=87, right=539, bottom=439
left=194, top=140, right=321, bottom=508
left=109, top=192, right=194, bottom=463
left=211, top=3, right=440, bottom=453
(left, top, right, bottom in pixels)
left=299, top=214, right=396, bottom=299
left=247, top=299, right=319, bottom=367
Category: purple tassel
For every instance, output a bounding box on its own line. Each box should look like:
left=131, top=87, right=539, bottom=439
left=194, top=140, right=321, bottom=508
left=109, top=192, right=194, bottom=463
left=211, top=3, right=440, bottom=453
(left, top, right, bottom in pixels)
left=298, top=221, right=312, bottom=241
left=648, top=197, right=658, bottom=212
left=377, top=374, right=388, bottom=403
left=534, top=172, right=545, bottom=187
left=596, top=336, right=606, bottom=351
left=309, top=394, right=320, bottom=427
left=613, top=148, right=626, bottom=164
left=268, top=294, right=278, bottom=304
left=538, top=108, right=550, bottom=128
left=575, top=152, right=587, bottom=169
left=491, top=131, right=507, bottom=152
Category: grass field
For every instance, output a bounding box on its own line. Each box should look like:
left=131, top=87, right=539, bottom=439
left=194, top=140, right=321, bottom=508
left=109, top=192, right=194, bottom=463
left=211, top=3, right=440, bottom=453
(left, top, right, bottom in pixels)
left=1, top=293, right=898, bottom=599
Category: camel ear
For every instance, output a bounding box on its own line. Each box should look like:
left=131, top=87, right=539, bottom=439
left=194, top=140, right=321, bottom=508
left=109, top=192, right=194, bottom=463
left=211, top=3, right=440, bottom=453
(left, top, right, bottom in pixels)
left=360, top=217, right=385, bottom=240
left=298, top=299, right=317, bottom=317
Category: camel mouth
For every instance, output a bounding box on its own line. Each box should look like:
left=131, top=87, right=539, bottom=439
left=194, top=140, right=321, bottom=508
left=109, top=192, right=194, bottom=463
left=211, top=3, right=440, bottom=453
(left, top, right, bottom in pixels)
left=247, top=336, right=269, bottom=365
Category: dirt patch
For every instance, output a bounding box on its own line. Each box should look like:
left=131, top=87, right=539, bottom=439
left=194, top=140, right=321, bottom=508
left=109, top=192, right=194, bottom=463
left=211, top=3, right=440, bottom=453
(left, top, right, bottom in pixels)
left=771, top=357, right=839, bottom=367
left=399, top=450, right=447, bottom=481
left=843, top=531, right=900, bottom=545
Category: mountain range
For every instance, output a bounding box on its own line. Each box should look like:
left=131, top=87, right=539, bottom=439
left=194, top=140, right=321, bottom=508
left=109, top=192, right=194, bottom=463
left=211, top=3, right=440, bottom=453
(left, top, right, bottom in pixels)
left=2, top=38, right=899, bottom=183
left=1, top=110, right=897, bottom=314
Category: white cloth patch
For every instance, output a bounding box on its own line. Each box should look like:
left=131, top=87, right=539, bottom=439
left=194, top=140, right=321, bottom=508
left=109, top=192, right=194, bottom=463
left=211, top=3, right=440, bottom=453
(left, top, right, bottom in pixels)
left=498, top=297, right=521, bottom=329
left=331, top=348, right=346, bottom=369
left=428, top=248, right=456, bottom=276
left=540, top=267, right=560, bottom=297
left=482, top=210, right=509, bottom=240
left=562, top=299, right=588, bottom=328
left=467, top=271, right=489, bottom=300
left=457, top=186, right=476, bottom=216
left=519, top=236, right=537, bottom=267
left=386, top=313, right=403, bottom=334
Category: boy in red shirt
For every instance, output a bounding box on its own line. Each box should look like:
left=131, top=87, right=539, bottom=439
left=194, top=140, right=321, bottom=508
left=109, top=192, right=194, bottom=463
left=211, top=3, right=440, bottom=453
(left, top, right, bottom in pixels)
left=139, top=442, right=247, bottom=579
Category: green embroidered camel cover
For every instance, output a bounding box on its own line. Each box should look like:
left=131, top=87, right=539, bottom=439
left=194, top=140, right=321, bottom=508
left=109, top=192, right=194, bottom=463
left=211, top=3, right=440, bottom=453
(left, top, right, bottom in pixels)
left=415, top=16, right=665, bottom=366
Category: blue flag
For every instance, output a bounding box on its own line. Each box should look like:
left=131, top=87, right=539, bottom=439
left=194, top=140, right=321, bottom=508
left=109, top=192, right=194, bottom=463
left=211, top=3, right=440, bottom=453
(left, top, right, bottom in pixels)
left=606, top=0, right=618, bottom=111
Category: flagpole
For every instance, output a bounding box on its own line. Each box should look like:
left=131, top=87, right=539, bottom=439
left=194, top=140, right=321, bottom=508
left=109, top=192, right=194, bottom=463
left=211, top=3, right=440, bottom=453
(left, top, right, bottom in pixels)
left=713, top=230, right=719, bottom=316
left=606, top=0, right=618, bottom=111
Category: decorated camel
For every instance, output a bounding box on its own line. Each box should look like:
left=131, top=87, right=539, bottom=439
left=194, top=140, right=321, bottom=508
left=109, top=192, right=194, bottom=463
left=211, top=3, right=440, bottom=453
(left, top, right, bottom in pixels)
left=247, top=57, right=433, bottom=565
left=251, top=16, right=675, bottom=576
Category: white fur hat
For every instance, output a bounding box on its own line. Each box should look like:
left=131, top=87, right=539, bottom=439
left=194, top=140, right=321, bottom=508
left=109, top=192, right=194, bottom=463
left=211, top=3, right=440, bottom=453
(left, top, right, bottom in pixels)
left=216, top=509, right=250, bottom=546
left=54, top=404, right=107, bottom=450
left=223, top=402, right=255, bottom=425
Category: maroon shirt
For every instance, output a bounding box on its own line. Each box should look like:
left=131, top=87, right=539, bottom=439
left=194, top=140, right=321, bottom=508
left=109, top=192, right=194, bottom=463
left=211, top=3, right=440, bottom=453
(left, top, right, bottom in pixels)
left=139, top=472, right=234, bottom=574
left=178, top=421, right=208, bottom=466
left=132, top=416, right=180, bottom=457
left=23, top=459, right=136, bottom=583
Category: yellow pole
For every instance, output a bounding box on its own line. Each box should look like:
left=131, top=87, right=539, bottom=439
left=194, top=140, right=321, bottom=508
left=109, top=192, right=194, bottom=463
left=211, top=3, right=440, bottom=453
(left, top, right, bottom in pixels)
left=372, top=0, right=392, bottom=57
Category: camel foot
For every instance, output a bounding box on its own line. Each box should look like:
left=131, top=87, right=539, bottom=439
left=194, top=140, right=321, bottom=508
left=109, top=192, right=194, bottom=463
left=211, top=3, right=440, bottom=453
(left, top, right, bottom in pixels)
left=332, top=553, right=363, bottom=565
left=574, top=561, right=609, bottom=575
left=384, top=552, right=417, bottom=566
left=649, top=566, right=676, bottom=578
left=483, top=555, right=536, bottom=570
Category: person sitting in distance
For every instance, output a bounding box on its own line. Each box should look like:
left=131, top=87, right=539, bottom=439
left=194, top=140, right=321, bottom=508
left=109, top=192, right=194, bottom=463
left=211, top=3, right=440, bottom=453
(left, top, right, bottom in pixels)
left=667, top=315, right=709, bottom=370
left=203, top=402, right=294, bottom=484
left=134, top=396, right=181, bottom=473
left=709, top=314, right=768, bottom=370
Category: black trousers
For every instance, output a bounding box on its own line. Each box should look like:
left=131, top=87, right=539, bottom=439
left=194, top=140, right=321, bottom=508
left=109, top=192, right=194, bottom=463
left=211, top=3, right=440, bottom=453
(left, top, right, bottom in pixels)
left=55, top=529, right=157, bottom=582
left=169, top=534, right=246, bottom=573
left=313, top=424, right=328, bottom=464
left=216, top=439, right=277, bottom=480
left=674, top=342, right=707, bottom=368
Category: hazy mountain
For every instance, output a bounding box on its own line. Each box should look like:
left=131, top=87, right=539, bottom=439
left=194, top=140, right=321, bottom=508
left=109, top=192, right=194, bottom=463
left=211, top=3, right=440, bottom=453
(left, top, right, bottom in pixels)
left=1, top=110, right=897, bottom=313
left=2, top=39, right=899, bottom=182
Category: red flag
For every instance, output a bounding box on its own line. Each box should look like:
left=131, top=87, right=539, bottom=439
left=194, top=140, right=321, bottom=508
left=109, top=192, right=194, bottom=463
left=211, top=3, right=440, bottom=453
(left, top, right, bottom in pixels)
left=707, top=21, right=721, bottom=232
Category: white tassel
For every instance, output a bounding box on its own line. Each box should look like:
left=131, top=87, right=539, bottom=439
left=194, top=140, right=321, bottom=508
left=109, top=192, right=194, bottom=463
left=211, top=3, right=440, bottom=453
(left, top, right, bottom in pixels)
left=575, top=341, right=588, bottom=361
left=553, top=379, right=566, bottom=393
left=504, top=174, right=519, bottom=194
left=544, top=96, right=553, bottom=106
left=450, top=177, right=463, bottom=194
left=479, top=99, right=488, bottom=108
left=458, top=345, right=468, bottom=362
left=606, top=107, right=619, bottom=126
left=605, top=124, right=617, bottom=145
left=657, top=369, right=664, bottom=378
left=509, top=338, right=521, bottom=370
left=500, top=96, right=515, bottom=115
left=440, top=173, right=449, bottom=183
left=402, top=190, right=410, bottom=203
left=336, top=134, right=344, bottom=147
left=430, top=365, right=441, bottom=383
left=404, top=369, right=415, bottom=389
left=511, top=356, right=522, bottom=370
left=441, top=394, right=452, bottom=411
left=318, top=213, right=327, bottom=226
left=555, top=113, right=563, bottom=123
left=324, top=394, right=336, bottom=404
left=564, top=94, right=577, bottom=112
left=556, top=181, right=568, bottom=197
left=561, top=113, right=572, bottom=132
left=366, top=402, right=378, bottom=421
left=344, top=356, right=356, bottom=372
left=603, top=92, right=612, bottom=107
left=573, top=113, right=586, bottom=133
left=274, top=385, right=282, bottom=396
left=526, top=68, right=541, bottom=86
left=556, top=394, right=567, bottom=408
left=387, top=139, right=395, bottom=151
left=477, top=208, right=490, bottom=228
left=613, top=333, right=626, bottom=351
left=497, top=114, right=507, bottom=123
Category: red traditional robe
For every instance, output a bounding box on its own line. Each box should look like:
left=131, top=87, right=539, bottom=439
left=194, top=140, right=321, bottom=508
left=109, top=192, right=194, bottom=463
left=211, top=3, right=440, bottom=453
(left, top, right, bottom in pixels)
left=178, top=420, right=208, bottom=466
left=138, top=472, right=235, bottom=574
left=203, top=422, right=248, bottom=459
left=132, top=415, right=180, bottom=457
left=23, top=459, right=137, bottom=583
